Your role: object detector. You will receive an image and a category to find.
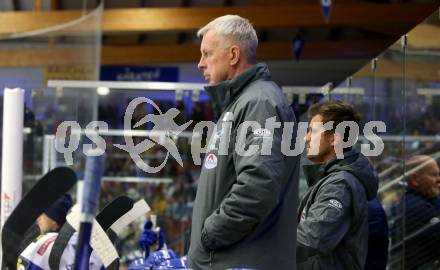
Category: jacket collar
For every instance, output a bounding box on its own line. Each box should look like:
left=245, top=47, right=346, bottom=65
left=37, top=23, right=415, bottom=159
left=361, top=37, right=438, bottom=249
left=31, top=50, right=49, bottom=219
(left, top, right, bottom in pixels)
left=204, top=63, right=271, bottom=117
left=303, top=149, right=358, bottom=187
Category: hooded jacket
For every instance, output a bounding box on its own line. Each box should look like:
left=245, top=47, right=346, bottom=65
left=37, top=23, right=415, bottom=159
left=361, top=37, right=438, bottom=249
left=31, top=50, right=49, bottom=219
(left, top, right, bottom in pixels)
left=297, top=150, right=379, bottom=270
left=188, top=63, right=300, bottom=270
left=390, top=188, right=440, bottom=270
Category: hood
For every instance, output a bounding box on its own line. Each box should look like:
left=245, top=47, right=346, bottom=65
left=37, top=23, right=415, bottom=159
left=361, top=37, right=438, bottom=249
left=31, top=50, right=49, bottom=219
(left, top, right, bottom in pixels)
left=303, top=149, right=379, bottom=200
left=204, top=63, right=271, bottom=117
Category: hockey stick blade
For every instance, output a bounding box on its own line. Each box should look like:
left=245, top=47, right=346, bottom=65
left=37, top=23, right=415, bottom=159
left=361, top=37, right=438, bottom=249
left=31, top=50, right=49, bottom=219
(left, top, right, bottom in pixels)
left=96, top=195, right=134, bottom=232
left=48, top=196, right=133, bottom=269
left=1, top=167, right=77, bottom=269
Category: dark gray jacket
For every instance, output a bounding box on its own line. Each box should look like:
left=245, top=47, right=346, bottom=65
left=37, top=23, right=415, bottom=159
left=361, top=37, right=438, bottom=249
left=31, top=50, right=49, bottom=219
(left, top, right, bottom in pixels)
left=297, top=150, right=379, bottom=270
left=188, top=63, right=300, bottom=270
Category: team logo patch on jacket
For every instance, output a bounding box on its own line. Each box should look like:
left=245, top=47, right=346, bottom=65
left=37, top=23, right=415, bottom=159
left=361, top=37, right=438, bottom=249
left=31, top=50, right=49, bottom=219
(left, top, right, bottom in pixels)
left=253, top=128, right=272, bottom=137
left=328, top=199, right=343, bottom=209
left=204, top=153, right=218, bottom=169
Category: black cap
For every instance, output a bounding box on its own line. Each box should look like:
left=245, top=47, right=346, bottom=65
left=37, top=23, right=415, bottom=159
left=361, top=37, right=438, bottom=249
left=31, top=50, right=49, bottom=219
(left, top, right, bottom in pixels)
left=44, top=193, right=73, bottom=226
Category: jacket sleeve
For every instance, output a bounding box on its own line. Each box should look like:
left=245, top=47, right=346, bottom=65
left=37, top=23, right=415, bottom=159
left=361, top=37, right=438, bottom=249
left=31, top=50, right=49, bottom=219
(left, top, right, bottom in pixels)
left=201, top=96, right=296, bottom=250
left=297, top=179, right=352, bottom=258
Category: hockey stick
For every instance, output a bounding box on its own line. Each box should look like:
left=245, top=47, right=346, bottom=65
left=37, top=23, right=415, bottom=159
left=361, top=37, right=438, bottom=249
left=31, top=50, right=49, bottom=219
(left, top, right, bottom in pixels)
left=68, top=204, right=119, bottom=269
left=73, top=153, right=105, bottom=270
left=1, top=167, right=77, bottom=270
left=49, top=195, right=134, bottom=269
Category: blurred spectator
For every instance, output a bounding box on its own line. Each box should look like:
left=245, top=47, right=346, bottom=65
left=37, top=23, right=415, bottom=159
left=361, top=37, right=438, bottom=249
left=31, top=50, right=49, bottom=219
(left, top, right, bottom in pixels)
left=391, top=155, right=440, bottom=269
left=152, top=184, right=167, bottom=217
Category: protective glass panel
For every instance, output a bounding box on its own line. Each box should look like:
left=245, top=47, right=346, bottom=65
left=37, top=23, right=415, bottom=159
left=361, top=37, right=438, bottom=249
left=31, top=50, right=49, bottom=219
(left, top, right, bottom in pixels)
left=395, top=9, right=440, bottom=270
left=0, top=4, right=103, bottom=222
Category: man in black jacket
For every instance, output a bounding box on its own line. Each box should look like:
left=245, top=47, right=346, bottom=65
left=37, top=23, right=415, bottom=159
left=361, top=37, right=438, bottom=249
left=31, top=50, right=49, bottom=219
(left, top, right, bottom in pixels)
left=390, top=155, right=440, bottom=269
left=297, top=101, right=379, bottom=270
left=188, top=15, right=300, bottom=270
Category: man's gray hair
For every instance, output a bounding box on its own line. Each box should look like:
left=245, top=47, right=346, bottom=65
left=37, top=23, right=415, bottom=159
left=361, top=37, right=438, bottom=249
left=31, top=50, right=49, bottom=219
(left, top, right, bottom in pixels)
left=197, top=15, right=258, bottom=63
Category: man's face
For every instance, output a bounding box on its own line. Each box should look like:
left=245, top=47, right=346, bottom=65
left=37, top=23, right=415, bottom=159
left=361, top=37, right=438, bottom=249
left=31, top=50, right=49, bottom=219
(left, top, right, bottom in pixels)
left=305, top=114, right=335, bottom=163
left=198, top=29, right=231, bottom=85
left=414, top=160, right=440, bottom=198
left=36, top=213, right=59, bottom=234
